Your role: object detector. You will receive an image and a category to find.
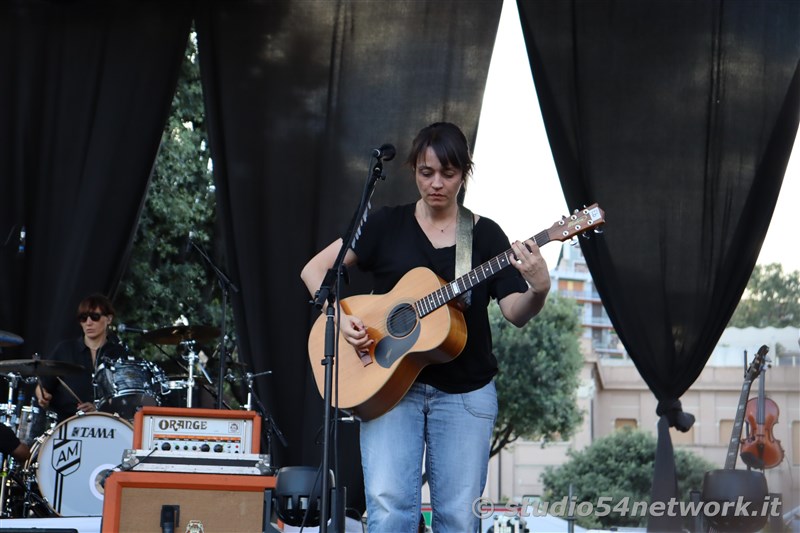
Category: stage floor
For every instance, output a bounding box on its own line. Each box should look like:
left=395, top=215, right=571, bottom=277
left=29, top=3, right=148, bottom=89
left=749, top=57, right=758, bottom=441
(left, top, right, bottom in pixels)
left=0, top=516, right=100, bottom=532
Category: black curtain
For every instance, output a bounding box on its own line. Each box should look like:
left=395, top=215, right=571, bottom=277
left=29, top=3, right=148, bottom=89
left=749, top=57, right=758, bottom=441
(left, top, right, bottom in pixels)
left=194, top=0, right=502, bottom=512
left=517, top=0, right=800, bottom=530
left=0, top=1, right=191, bottom=361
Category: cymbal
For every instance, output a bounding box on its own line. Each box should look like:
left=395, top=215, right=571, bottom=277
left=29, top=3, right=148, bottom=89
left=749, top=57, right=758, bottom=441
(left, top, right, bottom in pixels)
left=141, top=325, right=220, bottom=345
left=0, top=330, right=24, bottom=347
left=0, top=359, right=86, bottom=377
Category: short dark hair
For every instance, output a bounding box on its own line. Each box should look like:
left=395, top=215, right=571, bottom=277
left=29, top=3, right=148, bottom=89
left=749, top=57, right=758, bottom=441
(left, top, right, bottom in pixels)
left=77, top=293, right=115, bottom=318
left=406, top=122, right=474, bottom=180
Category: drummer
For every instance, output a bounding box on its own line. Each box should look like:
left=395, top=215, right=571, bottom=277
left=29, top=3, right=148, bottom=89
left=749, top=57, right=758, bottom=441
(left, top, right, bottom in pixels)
left=35, top=293, right=126, bottom=422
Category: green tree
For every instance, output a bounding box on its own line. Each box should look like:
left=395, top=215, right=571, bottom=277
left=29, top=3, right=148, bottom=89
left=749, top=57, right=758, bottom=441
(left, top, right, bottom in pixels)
left=540, top=427, right=715, bottom=530
left=490, top=294, right=584, bottom=456
left=729, top=263, right=800, bottom=328
left=116, top=32, right=227, bottom=362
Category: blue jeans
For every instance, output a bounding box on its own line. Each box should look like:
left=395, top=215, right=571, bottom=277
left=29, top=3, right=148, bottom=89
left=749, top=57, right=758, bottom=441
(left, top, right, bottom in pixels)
left=360, top=381, right=497, bottom=533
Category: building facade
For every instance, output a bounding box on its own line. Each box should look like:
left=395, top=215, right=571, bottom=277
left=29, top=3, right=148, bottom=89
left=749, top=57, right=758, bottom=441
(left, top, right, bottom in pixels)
left=484, top=243, right=800, bottom=520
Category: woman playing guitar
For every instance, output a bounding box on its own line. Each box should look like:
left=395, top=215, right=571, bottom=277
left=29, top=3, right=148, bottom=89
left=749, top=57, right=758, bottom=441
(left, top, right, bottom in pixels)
left=301, top=122, right=552, bottom=533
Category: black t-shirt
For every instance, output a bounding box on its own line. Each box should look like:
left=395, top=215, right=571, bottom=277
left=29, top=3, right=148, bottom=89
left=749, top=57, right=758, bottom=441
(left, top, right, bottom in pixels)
left=0, top=423, right=21, bottom=457
left=40, top=337, right=127, bottom=422
left=352, top=203, right=527, bottom=393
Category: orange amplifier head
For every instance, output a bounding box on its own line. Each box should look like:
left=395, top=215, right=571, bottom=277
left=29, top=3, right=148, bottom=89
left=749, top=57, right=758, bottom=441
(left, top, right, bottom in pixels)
left=133, top=406, right=261, bottom=454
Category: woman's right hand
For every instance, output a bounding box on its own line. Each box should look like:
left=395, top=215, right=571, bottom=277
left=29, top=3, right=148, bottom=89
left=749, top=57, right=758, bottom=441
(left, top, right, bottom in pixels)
left=35, top=384, right=52, bottom=408
left=339, top=312, right=374, bottom=354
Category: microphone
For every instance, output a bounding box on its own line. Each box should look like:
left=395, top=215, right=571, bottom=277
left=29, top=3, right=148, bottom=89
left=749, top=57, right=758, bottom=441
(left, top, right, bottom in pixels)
left=116, top=323, right=148, bottom=334
left=372, top=143, right=396, bottom=162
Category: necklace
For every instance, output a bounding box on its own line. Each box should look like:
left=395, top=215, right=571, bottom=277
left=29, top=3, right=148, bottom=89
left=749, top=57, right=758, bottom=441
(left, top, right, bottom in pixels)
left=416, top=201, right=457, bottom=233
left=418, top=213, right=456, bottom=233
left=429, top=218, right=454, bottom=233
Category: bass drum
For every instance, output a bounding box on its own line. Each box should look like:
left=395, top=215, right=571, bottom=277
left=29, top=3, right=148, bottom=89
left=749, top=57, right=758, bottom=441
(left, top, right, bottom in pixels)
left=27, top=412, right=133, bottom=516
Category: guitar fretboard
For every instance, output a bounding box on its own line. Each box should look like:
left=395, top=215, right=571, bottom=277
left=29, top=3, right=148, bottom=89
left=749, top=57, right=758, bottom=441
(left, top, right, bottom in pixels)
left=725, top=376, right=755, bottom=470
left=414, top=229, right=552, bottom=318
left=723, top=346, right=767, bottom=470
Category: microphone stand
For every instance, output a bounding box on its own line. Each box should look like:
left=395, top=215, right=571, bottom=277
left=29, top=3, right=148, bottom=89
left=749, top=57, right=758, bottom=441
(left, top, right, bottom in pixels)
left=244, top=370, right=287, bottom=471
left=190, top=240, right=239, bottom=409
left=311, top=152, right=389, bottom=533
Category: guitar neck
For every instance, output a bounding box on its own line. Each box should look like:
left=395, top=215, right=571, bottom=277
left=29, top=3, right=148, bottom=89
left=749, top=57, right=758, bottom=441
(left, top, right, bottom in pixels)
left=414, top=229, right=553, bottom=318
left=724, top=375, right=756, bottom=470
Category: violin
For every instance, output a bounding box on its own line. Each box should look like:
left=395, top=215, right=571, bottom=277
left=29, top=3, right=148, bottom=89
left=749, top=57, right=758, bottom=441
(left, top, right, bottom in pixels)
left=740, top=360, right=785, bottom=470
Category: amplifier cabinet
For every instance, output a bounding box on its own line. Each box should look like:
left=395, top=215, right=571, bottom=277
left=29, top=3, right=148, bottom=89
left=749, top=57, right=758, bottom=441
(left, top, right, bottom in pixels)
left=101, top=471, right=276, bottom=533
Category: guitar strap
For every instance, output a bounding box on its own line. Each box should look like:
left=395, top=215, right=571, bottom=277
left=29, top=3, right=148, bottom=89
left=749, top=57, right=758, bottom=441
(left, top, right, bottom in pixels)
left=455, top=204, right=474, bottom=308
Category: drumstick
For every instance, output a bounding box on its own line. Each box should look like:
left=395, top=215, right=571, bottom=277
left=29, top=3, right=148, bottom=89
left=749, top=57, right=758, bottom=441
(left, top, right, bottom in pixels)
left=56, top=377, right=84, bottom=404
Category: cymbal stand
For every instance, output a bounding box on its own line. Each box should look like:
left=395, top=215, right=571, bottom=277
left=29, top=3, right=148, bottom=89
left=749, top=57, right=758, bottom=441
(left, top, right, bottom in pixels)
left=1, top=372, right=21, bottom=426
left=183, top=342, right=200, bottom=408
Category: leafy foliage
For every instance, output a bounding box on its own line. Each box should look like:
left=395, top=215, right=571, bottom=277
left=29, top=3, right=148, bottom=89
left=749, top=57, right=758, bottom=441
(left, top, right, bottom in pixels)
left=116, top=33, right=229, bottom=363
left=490, top=294, right=584, bottom=456
left=728, top=263, right=800, bottom=328
left=540, top=428, right=715, bottom=529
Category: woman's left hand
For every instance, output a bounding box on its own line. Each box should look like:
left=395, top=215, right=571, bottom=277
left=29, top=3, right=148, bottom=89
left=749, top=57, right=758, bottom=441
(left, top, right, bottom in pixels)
left=510, top=239, right=551, bottom=294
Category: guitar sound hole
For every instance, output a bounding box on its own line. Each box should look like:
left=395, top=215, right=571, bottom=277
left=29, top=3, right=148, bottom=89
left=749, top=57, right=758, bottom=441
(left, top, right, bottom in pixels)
left=386, top=303, right=417, bottom=338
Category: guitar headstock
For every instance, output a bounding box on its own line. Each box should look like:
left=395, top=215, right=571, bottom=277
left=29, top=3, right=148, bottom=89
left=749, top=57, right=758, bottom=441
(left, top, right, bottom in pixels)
left=746, top=345, right=769, bottom=381
left=547, top=203, right=606, bottom=242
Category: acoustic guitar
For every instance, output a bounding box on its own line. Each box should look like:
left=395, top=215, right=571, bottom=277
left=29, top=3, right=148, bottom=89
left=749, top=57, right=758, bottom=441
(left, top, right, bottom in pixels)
left=307, top=204, right=606, bottom=421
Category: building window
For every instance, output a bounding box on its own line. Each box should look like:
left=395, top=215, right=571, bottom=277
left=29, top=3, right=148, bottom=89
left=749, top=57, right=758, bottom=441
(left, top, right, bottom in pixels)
left=670, top=425, right=694, bottom=445
left=615, top=418, right=637, bottom=430
left=719, top=419, right=734, bottom=445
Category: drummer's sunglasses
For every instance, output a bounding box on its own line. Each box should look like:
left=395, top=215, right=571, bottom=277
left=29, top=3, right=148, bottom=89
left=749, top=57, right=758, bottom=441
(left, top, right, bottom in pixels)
left=78, top=312, right=104, bottom=322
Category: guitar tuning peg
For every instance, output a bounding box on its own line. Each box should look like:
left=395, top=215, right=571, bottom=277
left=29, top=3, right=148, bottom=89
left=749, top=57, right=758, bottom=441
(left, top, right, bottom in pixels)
left=581, top=232, right=591, bottom=239
left=593, top=227, right=604, bottom=234
left=570, top=237, right=579, bottom=246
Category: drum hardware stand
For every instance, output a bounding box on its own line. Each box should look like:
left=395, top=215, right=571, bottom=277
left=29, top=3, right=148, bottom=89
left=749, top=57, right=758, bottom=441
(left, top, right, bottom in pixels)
left=19, top=464, right=52, bottom=518
left=182, top=341, right=203, bottom=408
left=0, top=458, right=52, bottom=518
left=187, top=238, right=239, bottom=410
left=0, top=456, right=11, bottom=518
left=1, top=371, right=22, bottom=424
left=0, top=371, right=22, bottom=518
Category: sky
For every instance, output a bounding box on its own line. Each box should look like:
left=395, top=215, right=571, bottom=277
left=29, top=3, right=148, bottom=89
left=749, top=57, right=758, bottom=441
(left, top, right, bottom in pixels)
left=465, top=0, right=800, bottom=274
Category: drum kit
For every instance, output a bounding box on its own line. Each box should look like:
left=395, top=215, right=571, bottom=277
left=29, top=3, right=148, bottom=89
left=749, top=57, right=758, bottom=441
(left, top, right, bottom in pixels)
left=0, top=322, right=234, bottom=518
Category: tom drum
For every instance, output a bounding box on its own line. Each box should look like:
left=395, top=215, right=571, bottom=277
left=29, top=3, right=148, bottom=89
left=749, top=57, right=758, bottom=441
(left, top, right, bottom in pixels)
left=94, top=356, right=167, bottom=420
